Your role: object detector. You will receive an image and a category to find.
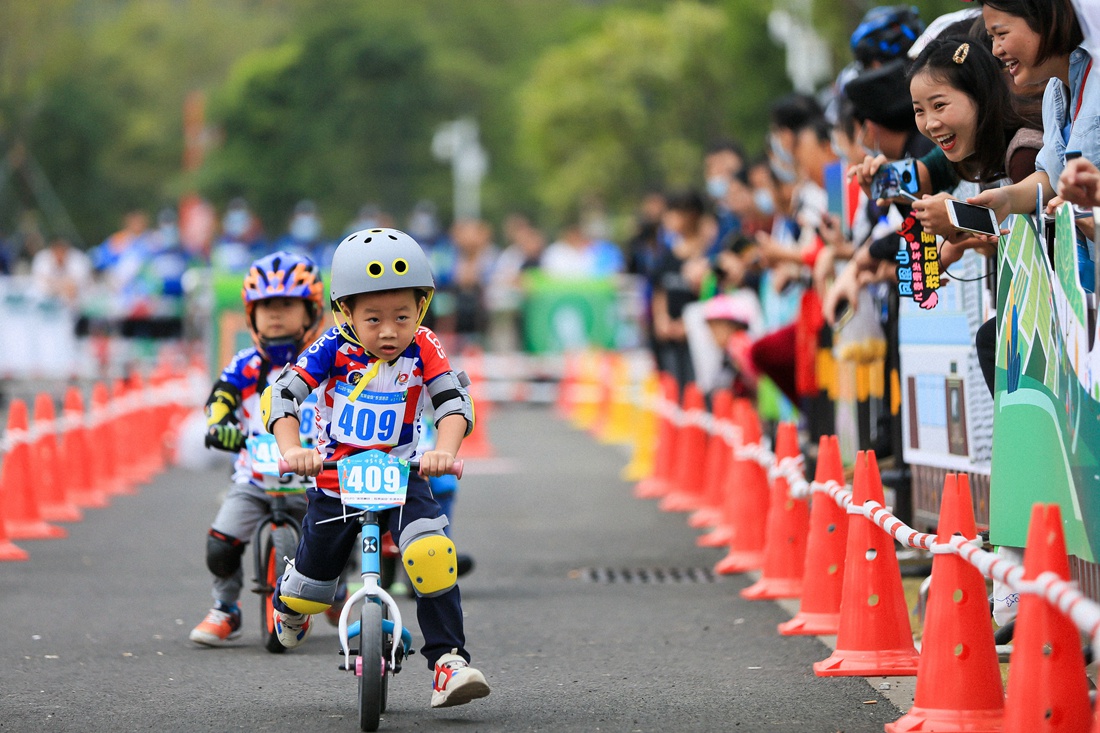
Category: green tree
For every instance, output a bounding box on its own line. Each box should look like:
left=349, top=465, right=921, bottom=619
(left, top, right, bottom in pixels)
left=516, top=1, right=788, bottom=224
left=199, top=4, right=444, bottom=234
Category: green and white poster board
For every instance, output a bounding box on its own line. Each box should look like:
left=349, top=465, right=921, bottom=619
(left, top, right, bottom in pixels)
left=991, top=205, right=1098, bottom=560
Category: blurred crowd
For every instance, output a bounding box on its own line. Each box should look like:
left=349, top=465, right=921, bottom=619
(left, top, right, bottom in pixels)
left=5, top=0, right=1100, bottom=441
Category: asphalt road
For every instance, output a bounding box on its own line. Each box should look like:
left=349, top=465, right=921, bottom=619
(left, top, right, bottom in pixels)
left=1, top=403, right=900, bottom=732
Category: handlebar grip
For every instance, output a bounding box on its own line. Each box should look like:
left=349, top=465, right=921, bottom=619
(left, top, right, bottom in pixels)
left=276, top=458, right=464, bottom=480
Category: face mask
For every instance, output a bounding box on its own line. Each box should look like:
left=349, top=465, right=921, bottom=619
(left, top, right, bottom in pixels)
left=290, top=214, right=321, bottom=242
left=753, top=189, right=776, bottom=216
left=706, top=176, right=730, bottom=201
left=770, top=158, right=798, bottom=185
left=223, top=210, right=250, bottom=238
left=769, top=132, right=795, bottom=167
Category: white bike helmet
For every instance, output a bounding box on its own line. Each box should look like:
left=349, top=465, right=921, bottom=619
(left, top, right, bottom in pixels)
left=328, top=228, right=435, bottom=348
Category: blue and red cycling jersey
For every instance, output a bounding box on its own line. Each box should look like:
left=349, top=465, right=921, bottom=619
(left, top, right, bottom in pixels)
left=290, top=325, right=455, bottom=497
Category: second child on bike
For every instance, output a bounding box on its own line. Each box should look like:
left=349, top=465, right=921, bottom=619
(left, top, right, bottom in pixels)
left=189, top=251, right=325, bottom=646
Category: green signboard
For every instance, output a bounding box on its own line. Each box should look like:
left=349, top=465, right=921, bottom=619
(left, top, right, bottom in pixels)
left=991, top=206, right=1098, bottom=560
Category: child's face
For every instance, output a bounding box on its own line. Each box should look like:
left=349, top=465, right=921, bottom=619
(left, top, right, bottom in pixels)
left=344, top=289, right=425, bottom=359
left=253, top=298, right=311, bottom=340
left=910, top=71, right=979, bottom=163
left=707, top=319, right=737, bottom=349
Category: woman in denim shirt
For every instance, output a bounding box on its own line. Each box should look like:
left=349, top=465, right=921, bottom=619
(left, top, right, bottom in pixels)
left=969, top=0, right=1096, bottom=289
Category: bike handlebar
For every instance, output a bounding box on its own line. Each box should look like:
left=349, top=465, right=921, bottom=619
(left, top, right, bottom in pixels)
left=276, top=457, right=464, bottom=481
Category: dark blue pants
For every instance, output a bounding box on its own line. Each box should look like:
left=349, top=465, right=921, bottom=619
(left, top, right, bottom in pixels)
left=274, top=473, right=467, bottom=668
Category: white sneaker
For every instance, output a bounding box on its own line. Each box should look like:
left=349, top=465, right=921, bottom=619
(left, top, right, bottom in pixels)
left=431, top=649, right=490, bottom=708
left=272, top=608, right=312, bottom=649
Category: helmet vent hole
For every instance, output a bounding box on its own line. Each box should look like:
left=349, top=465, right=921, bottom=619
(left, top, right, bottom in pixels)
left=388, top=234, right=398, bottom=240
left=392, top=258, right=408, bottom=275
left=367, top=261, right=384, bottom=278
left=364, top=237, right=372, bottom=243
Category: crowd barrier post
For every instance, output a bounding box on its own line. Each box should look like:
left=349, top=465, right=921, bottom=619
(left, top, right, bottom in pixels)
left=659, top=382, right=708, bottom=513
left=634, top=373, right=679, bottom=500
left=779, top=434, right=847, bottom=635
left=813, top=450, right=918, bottom=676
left=687, top=389, right=734, bottom=530
left=713, top=400, right=770, bottom=574
left=885, top=474, right=1004, bottom=732
left=741, top=422, right=809, bottom=600
left=32, top=393, right=82, bottom=523
left=2, top=399, right=66, bottom=541
left=60, top=387, right=108, bottom=509
left=1003, top=503, right=1091, bottom=732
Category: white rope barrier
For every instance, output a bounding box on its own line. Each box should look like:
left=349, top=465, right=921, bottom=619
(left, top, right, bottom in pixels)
left=679, top=404, right=1100, bottom=653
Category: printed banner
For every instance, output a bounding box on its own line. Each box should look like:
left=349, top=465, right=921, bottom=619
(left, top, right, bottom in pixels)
left=991, top=205, right=1098, bottom=560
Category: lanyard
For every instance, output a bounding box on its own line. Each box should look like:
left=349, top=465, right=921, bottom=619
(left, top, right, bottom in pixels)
left=1074, top=58, right=1093, bottom=124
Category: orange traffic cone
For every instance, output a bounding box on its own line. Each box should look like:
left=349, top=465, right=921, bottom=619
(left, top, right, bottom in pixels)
left=89, top=382, right=119, bottom=495
left=2, top=399, right=66, bottom=540
left=779, top=434, right=848, bottom=636
left=0, top=501, right=28, bottom=560
left=696, top=404, right=742, bottom=548
left=61, top=387, right=109, bottom=509
left=634, top=373, right=679, bottom=500
left=813, top=450, right=918, bottom=676
left=886, top=474, right=1004, bottom=732
left=713, top=401, right=770, bottom=574
left=688, top=390, right=734, bottom=529
left=741, top=422, right=809, bottom=599
left=32, top=393, right=82, bottom=523
left=595, top=354, right=635, bottom=445
left=1003, top=503, right=1091, bottom=732
left=659, top=382, right=708, bottom=513
left=555, top=354, right=578, bottom=420
left=621, top=373, right=659, bottom=482
left=108, top=379, right=138, bottom=494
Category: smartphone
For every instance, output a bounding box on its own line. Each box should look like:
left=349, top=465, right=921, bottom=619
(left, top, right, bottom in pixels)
left=870, top=158, right=920, bottom=200
left=833, top=298, right=855, bottom=331
left=1066, top=150, right=1082, bottom=161
left=946, top=199, right=999, bottom=236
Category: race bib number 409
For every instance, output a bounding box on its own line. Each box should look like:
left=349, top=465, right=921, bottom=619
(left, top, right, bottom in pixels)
left=337, top=450, right=410, bottom=511
left=331, top=383, right=405, bottom=448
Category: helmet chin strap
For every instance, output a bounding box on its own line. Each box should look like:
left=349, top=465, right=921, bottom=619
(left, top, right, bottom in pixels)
left=332, top=292, right=434, bottom=402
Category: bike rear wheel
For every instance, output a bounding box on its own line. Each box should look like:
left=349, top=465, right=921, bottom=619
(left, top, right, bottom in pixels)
left=261, top=524, right=298, bottom=654
left=358, top=601, right=384, bottom=731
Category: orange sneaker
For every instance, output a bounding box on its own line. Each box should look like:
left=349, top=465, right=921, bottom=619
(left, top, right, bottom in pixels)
left=189, top=605, right=242, bottom=646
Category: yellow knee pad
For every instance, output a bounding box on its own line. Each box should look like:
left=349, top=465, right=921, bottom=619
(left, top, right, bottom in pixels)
left=403, top=534, right=458, bottom=597
left=279, top=596, right=331, bottom=615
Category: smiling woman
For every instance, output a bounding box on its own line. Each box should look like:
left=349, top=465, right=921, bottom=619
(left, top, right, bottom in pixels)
left=908, top=37, right=1043, bottom=185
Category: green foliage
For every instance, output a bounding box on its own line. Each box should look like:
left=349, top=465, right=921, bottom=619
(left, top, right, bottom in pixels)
left=517, top=1, right=788, bottom=224
left=200, top=5, right=443, bottom=232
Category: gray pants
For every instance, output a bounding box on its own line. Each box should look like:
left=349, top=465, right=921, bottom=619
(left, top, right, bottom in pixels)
left=209, top=482, right=307, bottom=605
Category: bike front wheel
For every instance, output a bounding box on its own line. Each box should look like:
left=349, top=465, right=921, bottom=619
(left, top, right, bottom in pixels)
left=261, top=524, right=298, bottom=654
left=358, top=600, right=384, bottom=731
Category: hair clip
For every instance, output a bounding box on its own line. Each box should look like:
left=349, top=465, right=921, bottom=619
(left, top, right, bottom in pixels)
left=953, top=43, right=970, bottom=64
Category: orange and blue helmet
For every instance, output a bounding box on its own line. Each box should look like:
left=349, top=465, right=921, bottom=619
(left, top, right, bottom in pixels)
left=242, top=251, right=325, bottom=365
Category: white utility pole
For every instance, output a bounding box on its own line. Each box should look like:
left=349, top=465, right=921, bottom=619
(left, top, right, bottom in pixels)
left=431, top=117, right=488, bottom=220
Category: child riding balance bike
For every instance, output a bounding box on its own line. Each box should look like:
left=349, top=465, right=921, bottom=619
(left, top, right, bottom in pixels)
left=190, top=251, right=325, bottom=647
left=264, top=227, right=490, bottom=711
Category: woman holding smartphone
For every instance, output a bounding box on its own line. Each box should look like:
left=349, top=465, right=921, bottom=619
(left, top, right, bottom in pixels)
left=908, top=36, right=1044, bottom=395
left=966, top=0, right=1096, bottom=289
